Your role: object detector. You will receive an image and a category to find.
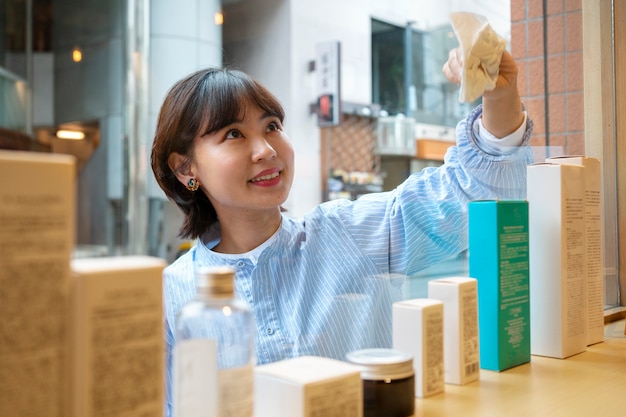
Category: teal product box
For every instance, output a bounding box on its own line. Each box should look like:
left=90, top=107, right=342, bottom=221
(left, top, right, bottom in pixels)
left=468, top=200, right=530, bottom=371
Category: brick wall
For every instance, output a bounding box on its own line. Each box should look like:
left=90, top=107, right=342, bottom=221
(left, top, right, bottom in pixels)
left=320, top=114, right=379, bottom=194
left=511, top=0, right=584, bottom=160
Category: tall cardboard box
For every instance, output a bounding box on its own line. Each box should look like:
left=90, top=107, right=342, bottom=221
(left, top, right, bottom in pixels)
left=469, top=200, right=531, bottom=371
left=527, top=163, right=587, bottom=358
left=392, top=298, right=444, bottom=397
left=547, top=156, right=604, bottom=346
left=427, top=277, right=480, bottom=385
left=70, top=256, right=166, bottom=417
left=0, top=150, right=75, bottom=417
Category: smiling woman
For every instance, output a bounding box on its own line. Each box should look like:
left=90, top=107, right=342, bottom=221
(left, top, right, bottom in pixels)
left=151, top=67, right=292, bottom=242
left=151, top=46, right=535, bottom=416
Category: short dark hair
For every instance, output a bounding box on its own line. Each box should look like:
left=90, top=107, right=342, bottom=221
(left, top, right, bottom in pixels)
left=151, top=67, right=285, bottom=239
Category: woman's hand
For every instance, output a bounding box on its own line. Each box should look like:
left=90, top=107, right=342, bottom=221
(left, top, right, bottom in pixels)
left=443, top=47, right=524, bottom=139
left=442, top=47, right=463, bottom=85
left=483, top=49, right=519, bottom=100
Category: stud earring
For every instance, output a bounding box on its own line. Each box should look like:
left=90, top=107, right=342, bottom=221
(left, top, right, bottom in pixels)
left=186, top=178, right=200, bottom=192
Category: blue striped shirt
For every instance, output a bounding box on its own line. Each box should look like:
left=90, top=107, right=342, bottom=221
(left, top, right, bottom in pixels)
left=163, top=105, right=534, bottom=415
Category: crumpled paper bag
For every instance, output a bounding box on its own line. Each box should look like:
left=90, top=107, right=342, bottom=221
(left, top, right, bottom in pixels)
left=450, top=11, right=507, bottom=103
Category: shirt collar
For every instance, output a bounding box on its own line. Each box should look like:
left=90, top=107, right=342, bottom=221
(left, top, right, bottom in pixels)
left=198, top=217, right=283, bottom=266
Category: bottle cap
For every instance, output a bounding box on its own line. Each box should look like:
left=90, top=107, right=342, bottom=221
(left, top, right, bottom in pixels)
left=196, top=266, right=235, bottom=298
left=346, top=348, right=414, bottom=380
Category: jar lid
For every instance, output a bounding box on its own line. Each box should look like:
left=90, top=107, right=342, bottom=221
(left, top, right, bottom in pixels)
left=196, top=266, right=235, bottom=297
left=346, top=348, right=414, bottom=380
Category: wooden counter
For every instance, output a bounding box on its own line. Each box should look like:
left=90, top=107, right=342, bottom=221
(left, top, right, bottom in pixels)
left=414, top=319, right=626, bottom=416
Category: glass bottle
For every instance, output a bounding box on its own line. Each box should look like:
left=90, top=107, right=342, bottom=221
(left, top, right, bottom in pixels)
left=173, top=266, right=255, bottom=417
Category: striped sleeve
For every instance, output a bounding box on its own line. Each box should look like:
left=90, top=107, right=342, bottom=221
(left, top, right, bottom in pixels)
left=337, top=105, right=534, bottom=276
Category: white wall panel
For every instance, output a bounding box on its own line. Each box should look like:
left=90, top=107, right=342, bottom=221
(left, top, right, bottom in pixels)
left=195, top=42, right=223, bottom=69
left=151, top=0, right=198, bottom=38
left=149, top=37, right=198, bottom=114
left=32, top=53, right=54, bottom=127
left=105, top=114, right=124, bottom=200
left=82, top=43, right=108, bottom=118
left=108, top=38, right=124, bottom=115
left=197, top=0, right=223, bottom=41
left=148, top=0, right=222, bottom=202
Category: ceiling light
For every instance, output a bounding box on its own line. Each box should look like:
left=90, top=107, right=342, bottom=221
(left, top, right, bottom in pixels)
left=56, top=130, right=85, bottom=140
left=215, top=12, right=224, bottom=25
left=72, top=47, right=83, bottom=63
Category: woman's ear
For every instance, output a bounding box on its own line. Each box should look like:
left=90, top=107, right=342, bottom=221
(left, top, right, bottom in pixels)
left=168, top=152, right=194, bottom=185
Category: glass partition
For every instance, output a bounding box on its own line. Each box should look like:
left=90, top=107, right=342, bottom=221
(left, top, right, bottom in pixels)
left=371, top=18, right=475, bottom=127
left=0, top=67, right=27, bottom=131
left=370, top=0, right=621, bottom=311
left=1, top=0, right=30, bottom=133
left=0, top=0, right=622, bottom=310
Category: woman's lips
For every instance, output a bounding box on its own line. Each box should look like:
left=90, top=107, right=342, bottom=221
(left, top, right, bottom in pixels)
left=250, top=168, right=281, bottom=185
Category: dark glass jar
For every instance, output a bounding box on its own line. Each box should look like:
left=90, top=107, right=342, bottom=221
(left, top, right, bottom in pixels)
left=346, top=348, right=415, bottom=417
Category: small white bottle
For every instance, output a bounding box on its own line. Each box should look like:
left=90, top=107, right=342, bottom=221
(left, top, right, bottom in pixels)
left=173, top=266, right=255, bottom=417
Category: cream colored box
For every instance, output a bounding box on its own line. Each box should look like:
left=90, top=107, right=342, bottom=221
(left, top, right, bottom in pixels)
left=547, top=156, right=604, bottom=346
left=392, top=298, right=444, bottom=397
left=0, top=150, right=75, bottom=417
left=70, top=256, right=166, bottom=417
left=427, top=277, right=480, bottom=385
left=254, top=356, right=363, bottom=417
left=527, top=163, right=587, bottom=358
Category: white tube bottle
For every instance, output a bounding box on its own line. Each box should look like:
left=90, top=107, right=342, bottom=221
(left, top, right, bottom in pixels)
left=173, top=266, right=255, bottom=417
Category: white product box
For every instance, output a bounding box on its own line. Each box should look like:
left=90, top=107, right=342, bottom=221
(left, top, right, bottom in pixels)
left=547, top=156, right=604, bottom=346
left=527, top=163, right=587, bottom=358
left=255, top=356, right=363, bottom=417
left=70, top=256, right=166, bottom=417
left=0, top=150, right=75, bottom=417
left=392, top=298, right=444, bottom=397
left=427, top=277, right=480, bottom=385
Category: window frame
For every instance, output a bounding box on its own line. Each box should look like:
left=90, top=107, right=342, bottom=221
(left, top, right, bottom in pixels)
left=583, top=0, right=624, bottom=314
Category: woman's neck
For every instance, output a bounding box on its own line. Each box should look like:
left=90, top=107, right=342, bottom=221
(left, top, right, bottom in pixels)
left=212, top=208, right=282, bottom=254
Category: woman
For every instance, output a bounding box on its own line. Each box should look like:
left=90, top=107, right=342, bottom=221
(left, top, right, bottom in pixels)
left=151, top=48, right=533, bottom=413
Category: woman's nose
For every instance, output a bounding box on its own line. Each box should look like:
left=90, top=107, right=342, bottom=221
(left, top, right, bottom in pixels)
left=252, top=137, right=277, bottom=161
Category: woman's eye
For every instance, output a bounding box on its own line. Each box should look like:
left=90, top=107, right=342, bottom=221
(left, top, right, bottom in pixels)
left=267, top=121, right=281, bottom=132
left=225, top=129, right=243, bottom=139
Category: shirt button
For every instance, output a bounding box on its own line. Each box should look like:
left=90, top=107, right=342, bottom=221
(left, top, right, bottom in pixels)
left=266, top=328, right=274, bottom=335
left=237, top=260, right=245, bottom=267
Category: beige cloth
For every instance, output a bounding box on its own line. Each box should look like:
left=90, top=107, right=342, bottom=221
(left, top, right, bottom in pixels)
left=450, top=11, right=507, bottom=103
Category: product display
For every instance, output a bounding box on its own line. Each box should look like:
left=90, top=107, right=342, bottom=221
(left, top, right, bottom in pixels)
left=392, top=298, right=444, bottom=398
left=174, top=266, right=255, bottom=417
left=346, top=348, right=415, bottom=417
left=469, top=200, right=530, bottom=371
left=546, top=156, right=604, bottom=346
left=70, top=256, right=166, bottom=417
left=255, top=356, right=363, bottom=417
left=428, top=277, right=480, bottom=385
left=0, top=150, right=75, bottom=417
left=527, top=163, right=587, bottom=358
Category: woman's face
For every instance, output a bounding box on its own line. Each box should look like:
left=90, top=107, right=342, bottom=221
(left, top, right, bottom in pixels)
left=189, top=102, right=294, bottom=216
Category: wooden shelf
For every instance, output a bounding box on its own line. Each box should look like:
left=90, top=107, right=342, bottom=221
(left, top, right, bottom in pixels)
left=413, top=319, right=626, bottom=416
left=415, top=138, right=454, bottom=161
